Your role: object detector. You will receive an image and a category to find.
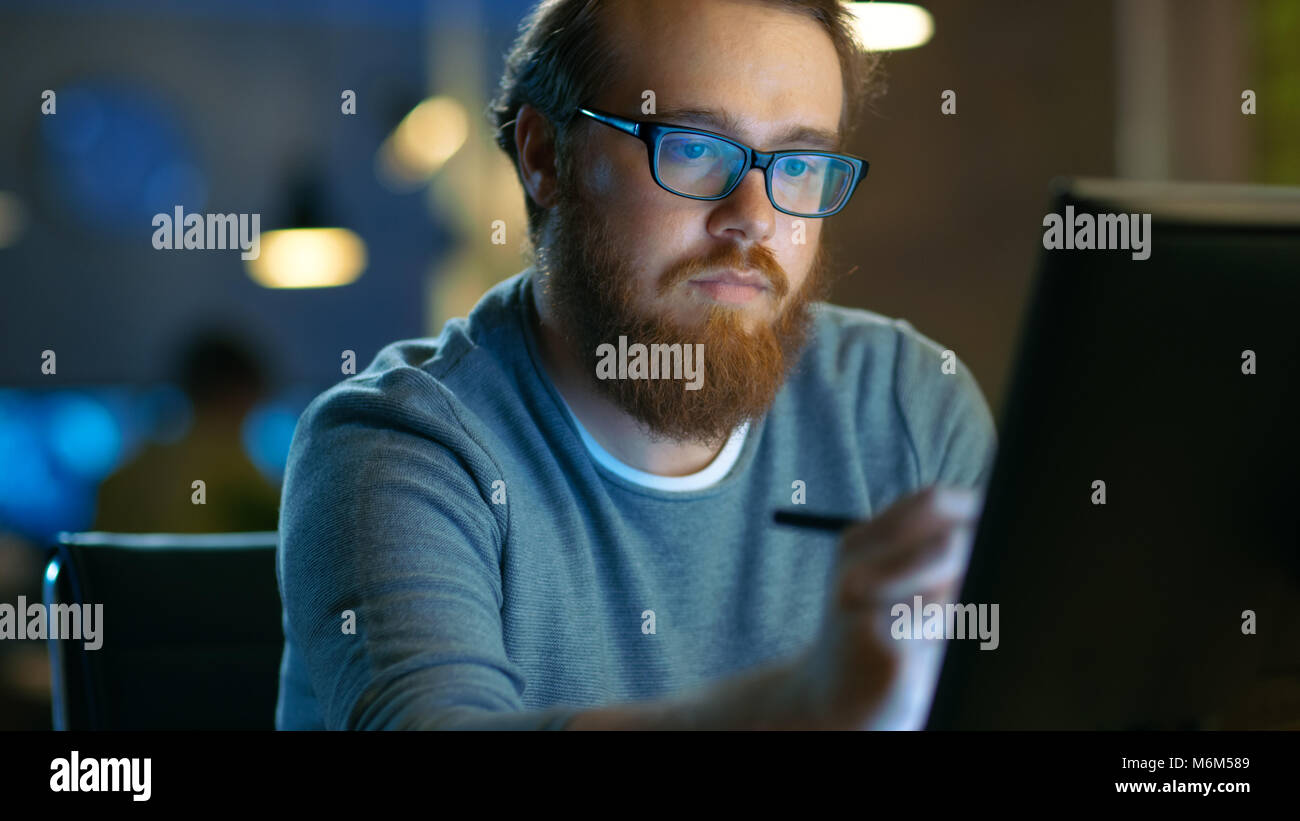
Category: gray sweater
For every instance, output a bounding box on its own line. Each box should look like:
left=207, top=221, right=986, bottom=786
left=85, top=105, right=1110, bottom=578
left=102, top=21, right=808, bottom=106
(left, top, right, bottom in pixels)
left=275, top=269, right=997, bottom=729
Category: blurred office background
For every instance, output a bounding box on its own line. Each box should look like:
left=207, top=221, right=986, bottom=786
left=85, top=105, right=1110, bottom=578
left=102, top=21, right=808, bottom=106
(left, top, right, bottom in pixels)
left=0, top=0, right=1296, bottom=728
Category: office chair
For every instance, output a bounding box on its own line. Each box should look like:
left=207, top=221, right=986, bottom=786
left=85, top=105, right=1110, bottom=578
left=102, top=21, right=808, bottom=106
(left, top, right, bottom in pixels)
left=43, top=531, right=282, bottom=730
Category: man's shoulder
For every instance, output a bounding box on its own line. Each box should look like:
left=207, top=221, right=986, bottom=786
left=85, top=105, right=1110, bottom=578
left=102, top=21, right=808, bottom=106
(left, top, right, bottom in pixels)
left=803, top=301, right=955, bottom=389
left=294, top=271, right=531, bottom=440
left=370, top=270, right=528, bottom=382
left=798, top=301, right=997, bottom=487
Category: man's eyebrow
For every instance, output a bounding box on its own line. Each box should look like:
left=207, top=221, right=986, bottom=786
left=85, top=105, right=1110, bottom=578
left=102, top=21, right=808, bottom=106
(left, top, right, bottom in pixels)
left=654, top=106, right=842, bottom=151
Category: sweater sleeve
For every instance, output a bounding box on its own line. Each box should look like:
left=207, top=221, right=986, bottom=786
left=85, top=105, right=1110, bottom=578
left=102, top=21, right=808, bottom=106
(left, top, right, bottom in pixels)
left=891, top=319, right=999, bottom=490
left=276, top=365, right=580, bottom=730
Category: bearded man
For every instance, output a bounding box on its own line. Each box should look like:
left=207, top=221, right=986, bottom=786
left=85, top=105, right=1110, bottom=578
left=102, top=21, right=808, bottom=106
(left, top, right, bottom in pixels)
left=277, top=0, right=997, bottom=730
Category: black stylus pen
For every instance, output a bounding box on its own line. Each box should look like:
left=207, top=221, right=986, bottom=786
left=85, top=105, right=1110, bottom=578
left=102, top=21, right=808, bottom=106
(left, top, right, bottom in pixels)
left=772, top=510, right=861, bottom=532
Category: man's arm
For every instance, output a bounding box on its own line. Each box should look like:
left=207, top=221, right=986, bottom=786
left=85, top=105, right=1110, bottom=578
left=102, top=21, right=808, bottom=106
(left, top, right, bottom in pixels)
left=278, top=373, right=569, bottom=730
left=380, top=650, right=812, bottom=730
left=564, top=653, right=811, bottom=730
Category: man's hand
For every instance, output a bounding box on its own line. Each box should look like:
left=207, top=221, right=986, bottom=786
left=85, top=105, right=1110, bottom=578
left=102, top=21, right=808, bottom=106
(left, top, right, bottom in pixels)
left=565, top=484, right=981, bottom=730
left=784, top=484, right=982, bottom=729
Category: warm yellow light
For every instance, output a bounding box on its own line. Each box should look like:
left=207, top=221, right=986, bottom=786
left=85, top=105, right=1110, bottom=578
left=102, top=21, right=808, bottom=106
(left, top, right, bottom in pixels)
left=845, top=2, right=934, bottom=51
left=0, top=191, right=28, bottom=248
left=377, top=96, right=469, bottom=188
left=244, top=228, right=367, bottom=289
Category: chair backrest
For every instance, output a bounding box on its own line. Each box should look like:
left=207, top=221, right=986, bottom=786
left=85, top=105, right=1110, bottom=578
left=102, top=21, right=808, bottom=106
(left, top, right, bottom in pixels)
left=44, top=531, right=282, bottom=730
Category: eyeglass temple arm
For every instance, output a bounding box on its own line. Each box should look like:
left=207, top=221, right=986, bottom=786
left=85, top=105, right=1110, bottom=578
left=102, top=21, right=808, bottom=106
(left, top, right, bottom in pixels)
left=577, top=107, right=640, bottom=137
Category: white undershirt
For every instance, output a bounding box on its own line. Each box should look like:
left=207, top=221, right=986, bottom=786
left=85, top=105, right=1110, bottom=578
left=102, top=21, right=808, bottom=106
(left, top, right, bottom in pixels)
left=559, top=399, right=749, bottom=491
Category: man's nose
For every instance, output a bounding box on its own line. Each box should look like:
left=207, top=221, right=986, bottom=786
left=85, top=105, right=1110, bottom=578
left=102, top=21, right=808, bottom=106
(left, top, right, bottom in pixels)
left=707, top=168, right=775, bottom=244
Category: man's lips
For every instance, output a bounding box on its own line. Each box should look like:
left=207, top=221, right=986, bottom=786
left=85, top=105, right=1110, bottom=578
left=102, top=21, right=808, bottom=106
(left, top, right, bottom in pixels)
left=688, top=270, right=773, bottom=305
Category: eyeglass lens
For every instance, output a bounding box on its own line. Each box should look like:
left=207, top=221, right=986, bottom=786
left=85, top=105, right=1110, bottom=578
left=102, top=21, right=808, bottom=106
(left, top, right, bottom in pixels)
left=654, top=131, right=854, bottom=215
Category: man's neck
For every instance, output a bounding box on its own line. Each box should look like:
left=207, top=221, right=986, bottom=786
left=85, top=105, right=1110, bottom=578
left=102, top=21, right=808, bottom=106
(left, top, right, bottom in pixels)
left=530, top=279, right=726, bottom=477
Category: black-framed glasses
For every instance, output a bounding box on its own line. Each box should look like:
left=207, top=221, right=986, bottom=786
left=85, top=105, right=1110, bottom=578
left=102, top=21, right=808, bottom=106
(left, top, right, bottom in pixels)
left=574, top=107, right=868, bottom=218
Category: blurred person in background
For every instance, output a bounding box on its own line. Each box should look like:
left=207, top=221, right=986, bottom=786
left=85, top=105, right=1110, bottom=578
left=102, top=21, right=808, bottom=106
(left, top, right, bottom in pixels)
left=93, top=329, right=281, bottom=533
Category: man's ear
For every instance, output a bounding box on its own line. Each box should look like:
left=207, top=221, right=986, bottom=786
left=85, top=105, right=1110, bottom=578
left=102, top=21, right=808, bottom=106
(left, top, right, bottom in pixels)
left=514, top=103, right=560, bottom=210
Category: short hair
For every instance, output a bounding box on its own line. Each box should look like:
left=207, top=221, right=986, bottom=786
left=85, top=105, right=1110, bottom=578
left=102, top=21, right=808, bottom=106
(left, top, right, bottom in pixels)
left=487, top=0, right=884, bottom=244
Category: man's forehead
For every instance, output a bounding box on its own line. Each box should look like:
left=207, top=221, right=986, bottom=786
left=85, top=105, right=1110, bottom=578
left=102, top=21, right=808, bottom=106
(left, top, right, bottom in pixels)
left=651, top=104, right=842, bottom=151
left=599, top=0, right=844, bottom=147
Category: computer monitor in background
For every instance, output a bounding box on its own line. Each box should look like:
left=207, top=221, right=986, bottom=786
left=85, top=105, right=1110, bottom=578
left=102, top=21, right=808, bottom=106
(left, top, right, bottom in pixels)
left=927, top=178, right=1300, bottom=730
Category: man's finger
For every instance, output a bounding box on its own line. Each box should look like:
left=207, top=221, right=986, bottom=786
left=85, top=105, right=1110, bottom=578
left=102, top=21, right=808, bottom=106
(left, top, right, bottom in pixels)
left=845, top=522, right=974, bottom=605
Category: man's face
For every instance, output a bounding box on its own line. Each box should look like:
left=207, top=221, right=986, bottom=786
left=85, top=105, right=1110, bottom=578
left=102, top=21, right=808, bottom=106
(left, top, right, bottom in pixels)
left=535, top=0, right=845, bottom=445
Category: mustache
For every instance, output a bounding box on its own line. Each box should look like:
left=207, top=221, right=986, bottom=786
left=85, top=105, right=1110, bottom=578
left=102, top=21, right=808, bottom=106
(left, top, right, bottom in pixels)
left=655, top=243, right=790, bottom=300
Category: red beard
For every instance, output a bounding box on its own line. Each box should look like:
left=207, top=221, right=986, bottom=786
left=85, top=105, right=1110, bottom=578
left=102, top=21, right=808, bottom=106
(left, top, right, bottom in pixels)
left=534, top=171, right=832, bottom=446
